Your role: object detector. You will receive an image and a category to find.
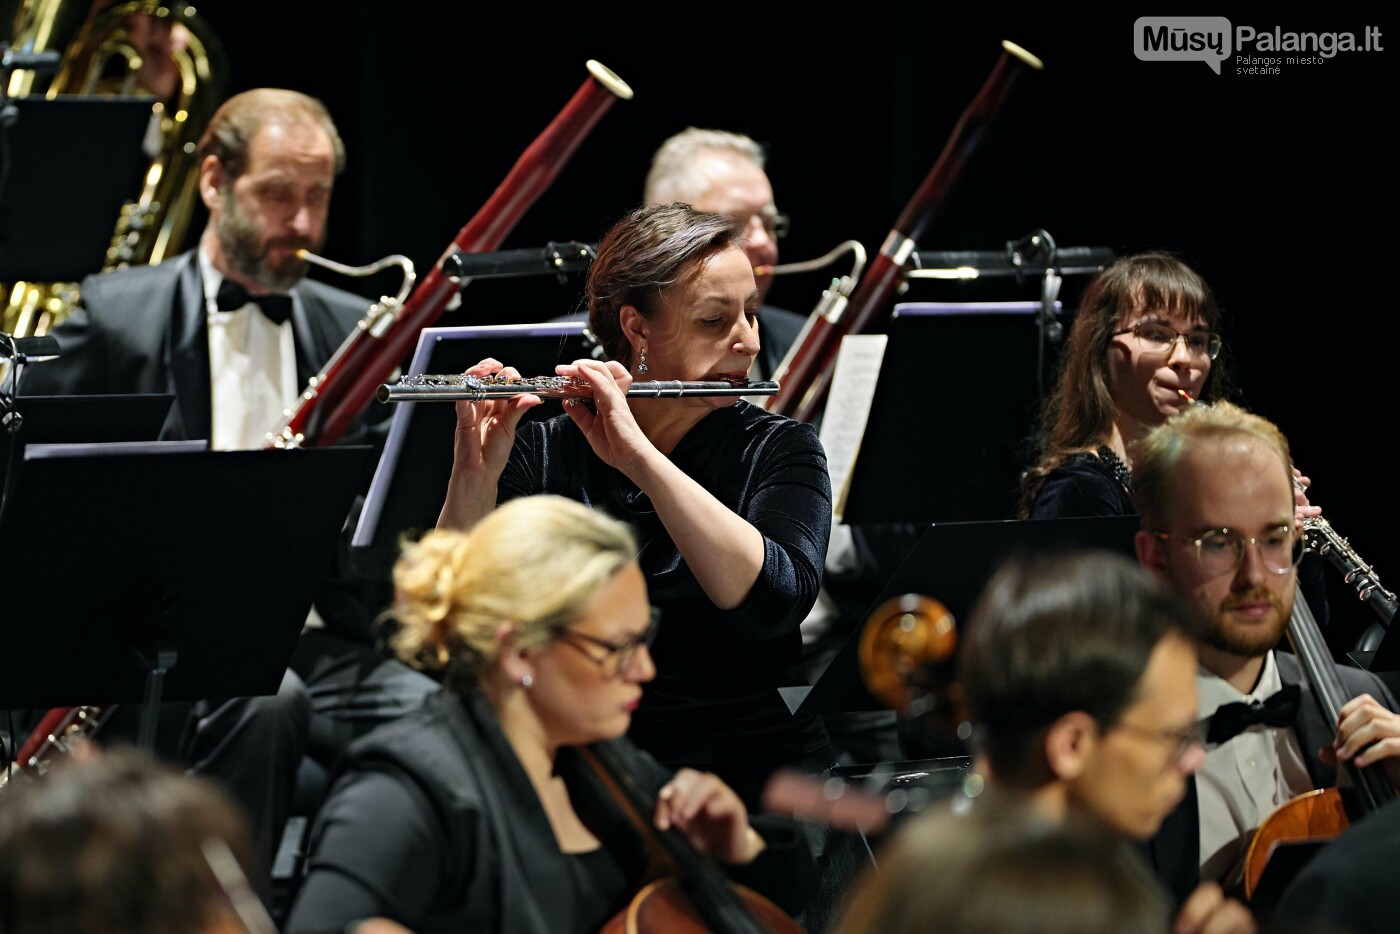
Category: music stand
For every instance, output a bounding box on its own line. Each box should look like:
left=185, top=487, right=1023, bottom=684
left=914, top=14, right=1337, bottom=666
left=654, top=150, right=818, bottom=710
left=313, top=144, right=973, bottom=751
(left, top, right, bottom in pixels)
left=0, top=442, right=376, bottom=749
left=796, top=515, right=1141, bottom=718
left=0, top=393, right=175, bottom=503
left=839, top=302, right=1057, bottom=524
left=352, top=321, right=589, bottom=550
left=0, top=96, right=156, bottom=282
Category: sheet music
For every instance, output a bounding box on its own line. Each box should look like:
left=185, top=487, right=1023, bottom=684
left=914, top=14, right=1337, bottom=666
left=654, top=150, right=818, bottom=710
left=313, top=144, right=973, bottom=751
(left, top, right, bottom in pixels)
left=819, top=334, right=887, bottom=523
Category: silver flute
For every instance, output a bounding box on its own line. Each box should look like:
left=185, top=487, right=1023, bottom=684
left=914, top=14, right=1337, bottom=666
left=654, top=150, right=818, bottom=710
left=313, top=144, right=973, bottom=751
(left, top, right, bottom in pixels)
left=377, top=373, right=779, bottom=403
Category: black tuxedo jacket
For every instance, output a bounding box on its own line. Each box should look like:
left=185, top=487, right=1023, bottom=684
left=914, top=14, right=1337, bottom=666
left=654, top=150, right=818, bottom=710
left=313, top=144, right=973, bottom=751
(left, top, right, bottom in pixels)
left=20, top=250, right=380, bottom=444
left=1144, top=651, right=1399, bottom=905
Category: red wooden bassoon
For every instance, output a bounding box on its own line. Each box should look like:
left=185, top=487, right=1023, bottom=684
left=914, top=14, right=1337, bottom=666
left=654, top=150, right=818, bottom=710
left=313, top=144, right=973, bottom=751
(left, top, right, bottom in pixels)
left=765, top=41, right=1042, bottom=424
left=270, top=59, right=633, bottom=450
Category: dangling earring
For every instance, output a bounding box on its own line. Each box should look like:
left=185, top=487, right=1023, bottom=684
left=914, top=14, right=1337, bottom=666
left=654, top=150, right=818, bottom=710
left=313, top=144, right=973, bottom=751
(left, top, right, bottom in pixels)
left=637, top=346, right=648, bottom=375
left=520, top=674, right=533, bottom=689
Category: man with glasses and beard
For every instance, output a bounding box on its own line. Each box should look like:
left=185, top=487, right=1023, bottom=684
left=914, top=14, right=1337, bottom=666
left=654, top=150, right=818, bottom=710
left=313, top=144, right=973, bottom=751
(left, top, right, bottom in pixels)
left=1131, top=401, right=1400, bottom=907
left=20, top=88, right=437, bottom=900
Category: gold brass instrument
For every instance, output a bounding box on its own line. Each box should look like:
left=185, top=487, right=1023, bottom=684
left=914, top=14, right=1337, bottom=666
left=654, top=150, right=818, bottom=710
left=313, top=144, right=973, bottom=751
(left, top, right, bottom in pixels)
left=378, top=373, right=778, bottom=404
left=2, top=0, right=228, bottom=337
left=756, top=239, right=866, bottom=393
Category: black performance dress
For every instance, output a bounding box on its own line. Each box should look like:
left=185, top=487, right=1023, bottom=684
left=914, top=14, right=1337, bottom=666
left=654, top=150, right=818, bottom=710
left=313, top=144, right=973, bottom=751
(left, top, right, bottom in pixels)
left=498, top=401, right=836, bottom=808
left=1027, top=449, right=1135, bottom=520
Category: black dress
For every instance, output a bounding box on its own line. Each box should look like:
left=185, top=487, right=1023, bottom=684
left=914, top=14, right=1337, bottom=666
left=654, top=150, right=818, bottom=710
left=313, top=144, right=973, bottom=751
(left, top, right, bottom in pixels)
left=1028, top=450, right=1135, bottom=520
left=498, top=402, right=836, bottom=807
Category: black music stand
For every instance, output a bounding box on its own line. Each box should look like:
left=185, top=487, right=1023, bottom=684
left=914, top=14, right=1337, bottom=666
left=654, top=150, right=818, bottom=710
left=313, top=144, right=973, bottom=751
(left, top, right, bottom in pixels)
left=795, top=515, right=1141, bottom=719
left=0, top=393, right=174, bottom=505
left=352, top=321, right=590, bottom=551
left=0, top=442, right=376, bottom=750
left=0, top=96, right=155, bottom=282
left=838, top=302, right=1057, bottom=525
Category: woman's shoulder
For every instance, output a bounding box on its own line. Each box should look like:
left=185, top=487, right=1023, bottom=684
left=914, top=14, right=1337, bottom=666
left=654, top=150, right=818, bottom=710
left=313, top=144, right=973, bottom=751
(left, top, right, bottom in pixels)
left=727, top=402, right=822, bottom=445
left=343, top=691, right=484, bottom=790
left=1029, top=450, right=1135, bottom=520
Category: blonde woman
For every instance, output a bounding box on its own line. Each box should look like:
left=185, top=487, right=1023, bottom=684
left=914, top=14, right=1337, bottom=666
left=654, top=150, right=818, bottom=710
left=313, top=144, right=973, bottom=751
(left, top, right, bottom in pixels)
left=284, top=495, right=814, bottom=934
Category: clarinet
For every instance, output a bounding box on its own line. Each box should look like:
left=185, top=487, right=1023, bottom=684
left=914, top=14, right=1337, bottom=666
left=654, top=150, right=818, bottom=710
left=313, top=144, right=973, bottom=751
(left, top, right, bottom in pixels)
left=1302, top=516, right=1397, bottom=625
left=1292, top=473, right=1395, bottom=627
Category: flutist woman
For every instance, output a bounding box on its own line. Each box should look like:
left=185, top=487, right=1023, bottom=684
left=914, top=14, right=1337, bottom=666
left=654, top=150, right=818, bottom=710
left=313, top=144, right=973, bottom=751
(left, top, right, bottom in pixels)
left=438, top=202, right=836, bottom=810
left=283, top=495, right=814, bottom=933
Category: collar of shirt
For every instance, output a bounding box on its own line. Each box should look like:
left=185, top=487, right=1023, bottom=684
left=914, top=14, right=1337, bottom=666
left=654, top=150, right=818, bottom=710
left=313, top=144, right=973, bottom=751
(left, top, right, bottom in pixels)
left=1197, top=649, right=1283, bottom=721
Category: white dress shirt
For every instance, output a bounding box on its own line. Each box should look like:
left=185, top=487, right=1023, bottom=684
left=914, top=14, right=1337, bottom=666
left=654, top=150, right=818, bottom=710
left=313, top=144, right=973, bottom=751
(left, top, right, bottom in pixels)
left=1195, top=650, right=1314, bottom=885
left=199, top=250, right=297, bottom=452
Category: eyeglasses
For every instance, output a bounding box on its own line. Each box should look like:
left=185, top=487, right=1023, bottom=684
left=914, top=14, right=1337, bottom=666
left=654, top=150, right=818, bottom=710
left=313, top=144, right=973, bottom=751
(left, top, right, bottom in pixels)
left=1112, top=322, right=1222, bottom=360
left=1111, top=718, right=1208, bottom=764
left=1151, top=526, right=1305, bottom=578
left=731, top=209, right=790, bottom=240
left=553, top=608, right=660, bottom=678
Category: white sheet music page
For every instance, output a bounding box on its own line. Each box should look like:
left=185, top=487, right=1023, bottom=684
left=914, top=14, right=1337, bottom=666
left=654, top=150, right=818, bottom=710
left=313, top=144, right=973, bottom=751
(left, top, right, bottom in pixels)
left=819, top=334, right=887, bottom=523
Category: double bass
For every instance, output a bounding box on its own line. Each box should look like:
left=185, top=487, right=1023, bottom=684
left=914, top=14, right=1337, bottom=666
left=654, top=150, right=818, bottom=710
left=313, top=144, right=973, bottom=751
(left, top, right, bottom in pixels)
left=1238, top=588, right=1398, bottom=899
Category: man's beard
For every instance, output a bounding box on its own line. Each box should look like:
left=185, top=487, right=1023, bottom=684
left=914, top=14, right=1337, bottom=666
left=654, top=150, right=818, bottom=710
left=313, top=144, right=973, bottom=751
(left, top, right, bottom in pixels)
left=1203, top=587, right=1291, bottom=657
left=216, top=190, right=317, bottom=292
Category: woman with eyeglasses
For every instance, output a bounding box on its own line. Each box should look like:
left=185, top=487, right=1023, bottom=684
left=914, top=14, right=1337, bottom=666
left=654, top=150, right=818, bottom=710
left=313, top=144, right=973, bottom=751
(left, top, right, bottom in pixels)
left=1018, top=251, right=1328, bottom=626
left=437, top=202, right=835, bottom=811
left=283, top=494, right=815, bottom=934
left=1019, top=251, right=1236, bottom=519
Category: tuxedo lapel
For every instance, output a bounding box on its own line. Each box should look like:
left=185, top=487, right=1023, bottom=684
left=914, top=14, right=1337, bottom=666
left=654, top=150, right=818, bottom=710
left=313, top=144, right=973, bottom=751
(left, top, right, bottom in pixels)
left=166, top=254, right=211, bottom=441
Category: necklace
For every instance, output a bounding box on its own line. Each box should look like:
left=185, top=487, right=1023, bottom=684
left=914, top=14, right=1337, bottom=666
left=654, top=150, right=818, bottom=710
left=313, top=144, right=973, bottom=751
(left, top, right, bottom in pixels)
left=1096, top=445, right=1133, bottom=492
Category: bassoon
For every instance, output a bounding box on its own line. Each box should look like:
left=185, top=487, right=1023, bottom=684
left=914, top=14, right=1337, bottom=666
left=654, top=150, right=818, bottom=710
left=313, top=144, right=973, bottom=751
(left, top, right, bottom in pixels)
left=765, top=41, right=1043, bottom=423
left=268, top=59, right=633, bottom=450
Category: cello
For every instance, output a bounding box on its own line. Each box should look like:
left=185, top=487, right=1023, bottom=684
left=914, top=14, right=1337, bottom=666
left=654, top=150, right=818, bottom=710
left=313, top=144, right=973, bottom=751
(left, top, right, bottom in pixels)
left=1238, top=587, right=1398, bottom=899
left=581, top=740, right=803, bottom=934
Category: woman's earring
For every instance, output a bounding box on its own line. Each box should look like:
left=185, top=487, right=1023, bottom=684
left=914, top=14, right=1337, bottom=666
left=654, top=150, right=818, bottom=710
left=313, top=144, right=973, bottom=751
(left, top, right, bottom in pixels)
left=637, top=347, right=648, bottom=374
left=520, top=674, right=533, bottom=689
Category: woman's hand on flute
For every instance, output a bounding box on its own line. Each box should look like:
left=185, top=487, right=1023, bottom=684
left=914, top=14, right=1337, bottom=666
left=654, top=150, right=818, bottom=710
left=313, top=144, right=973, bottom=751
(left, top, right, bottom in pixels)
left=439, top=358, right=540, bottom=530
left=556, top=358, right=657, bottom=476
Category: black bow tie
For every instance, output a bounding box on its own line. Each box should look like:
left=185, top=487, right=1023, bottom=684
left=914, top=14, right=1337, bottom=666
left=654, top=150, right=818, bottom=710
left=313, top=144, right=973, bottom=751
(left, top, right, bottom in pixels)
left=1206, top=683, right=1302, bottom=745
left=215, top=279, right=293, bottom=326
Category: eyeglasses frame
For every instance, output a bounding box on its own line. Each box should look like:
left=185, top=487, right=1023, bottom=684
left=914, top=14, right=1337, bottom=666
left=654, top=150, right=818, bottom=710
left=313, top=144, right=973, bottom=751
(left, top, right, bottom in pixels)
left=1112, top=322, right=1222, bottom=360
left=552, top=608, right=661, bottom=678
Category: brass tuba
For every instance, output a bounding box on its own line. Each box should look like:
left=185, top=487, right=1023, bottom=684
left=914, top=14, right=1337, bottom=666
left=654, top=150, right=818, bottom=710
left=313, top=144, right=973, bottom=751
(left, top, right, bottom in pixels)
left=2, top=0, right=228, bottom=337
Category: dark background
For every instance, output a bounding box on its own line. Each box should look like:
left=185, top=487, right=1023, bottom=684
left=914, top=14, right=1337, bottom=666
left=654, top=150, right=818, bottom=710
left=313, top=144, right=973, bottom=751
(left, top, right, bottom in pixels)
left=39, top=5, right=1400, bottom=651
